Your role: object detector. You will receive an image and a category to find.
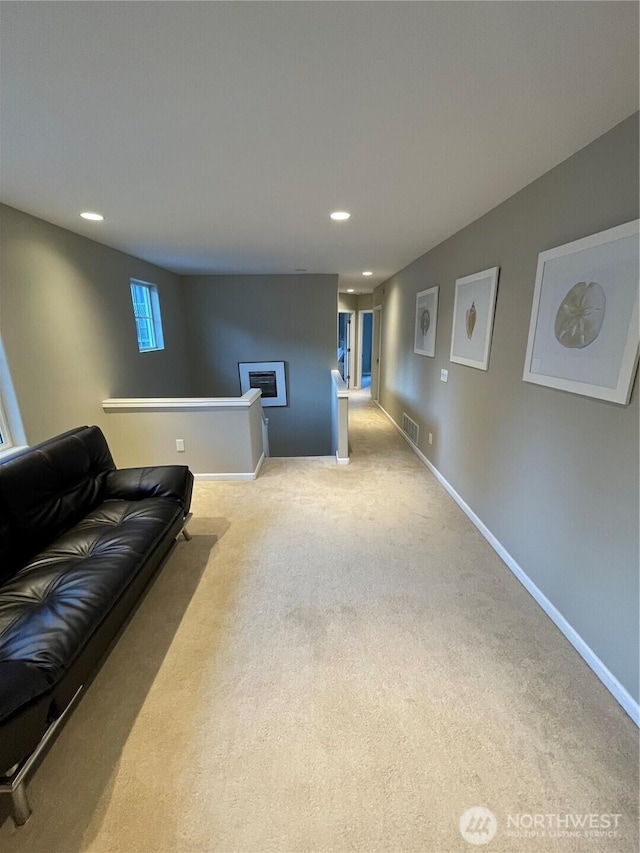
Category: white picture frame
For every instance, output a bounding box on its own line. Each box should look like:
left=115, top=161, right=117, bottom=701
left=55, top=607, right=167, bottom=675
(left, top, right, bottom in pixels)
left=414, top=286, right=439, bottom=357
left=450, top=267, right=499, bottom=371
left=238, top=361, right=287, bottom=407
left=522, top=220, right=639, bottom=405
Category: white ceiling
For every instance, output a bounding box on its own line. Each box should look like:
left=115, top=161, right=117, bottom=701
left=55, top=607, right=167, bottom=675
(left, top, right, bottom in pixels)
left=1, top=2, right=637, bottom=293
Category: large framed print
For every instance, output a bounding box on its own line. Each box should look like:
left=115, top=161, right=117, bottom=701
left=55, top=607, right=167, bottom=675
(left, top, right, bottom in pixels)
left=522, top=220, right=639, bottom=405
left=450, top=267, right=499, bottom=370
left=414, top=286, right=439, bottom=357
left=238, top=361, right=287, bottom=407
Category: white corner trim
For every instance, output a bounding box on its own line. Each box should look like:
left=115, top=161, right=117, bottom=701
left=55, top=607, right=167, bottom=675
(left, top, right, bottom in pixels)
left=331, top=369, right=349, bottom=398
left=194, top=453, right=265, bottom=482
left=375, top=400, right=640, bottom=726
left=336, top=452, right=350, bottom=465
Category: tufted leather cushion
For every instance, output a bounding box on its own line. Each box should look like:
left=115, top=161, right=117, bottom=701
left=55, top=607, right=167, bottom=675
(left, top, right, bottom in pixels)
left=0, top=496, right=182, bottom=724
left=0, top=426, right=115, bottom=580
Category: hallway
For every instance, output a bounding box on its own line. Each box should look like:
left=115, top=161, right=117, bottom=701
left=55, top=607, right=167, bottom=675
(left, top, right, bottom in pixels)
left=1, top=393, right=637, bottom=852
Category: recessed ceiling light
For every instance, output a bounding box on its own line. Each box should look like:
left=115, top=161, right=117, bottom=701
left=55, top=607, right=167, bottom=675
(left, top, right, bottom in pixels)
left=347, top=288, right=355, bottom=293
left=330, top=211, right=350, bottom=221
left=362, top=271, right=373, bottom=276
left=80, top=211, right=104, bottom=221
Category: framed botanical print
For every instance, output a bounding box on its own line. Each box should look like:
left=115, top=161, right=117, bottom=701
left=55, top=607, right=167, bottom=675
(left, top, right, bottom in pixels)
left=522, top=220, right=639, bottom=404
left=450, top=267, right=500, bottom=370
left=414, top=286, right=439, bottom=357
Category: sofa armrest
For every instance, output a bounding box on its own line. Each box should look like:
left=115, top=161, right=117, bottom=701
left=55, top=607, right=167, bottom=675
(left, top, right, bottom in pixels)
left=104, top=466, right=193, bottom=512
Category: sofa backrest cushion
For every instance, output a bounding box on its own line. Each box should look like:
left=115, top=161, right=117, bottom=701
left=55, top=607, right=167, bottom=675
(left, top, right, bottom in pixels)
left=0, top=426, right=116, bottom=580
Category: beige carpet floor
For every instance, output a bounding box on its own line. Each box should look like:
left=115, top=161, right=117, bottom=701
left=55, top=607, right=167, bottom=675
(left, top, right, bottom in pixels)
left=0, top=391, right=637, bottom=853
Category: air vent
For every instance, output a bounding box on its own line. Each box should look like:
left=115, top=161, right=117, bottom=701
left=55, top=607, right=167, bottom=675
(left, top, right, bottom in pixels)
left=402, top=412, right=419, bottom=446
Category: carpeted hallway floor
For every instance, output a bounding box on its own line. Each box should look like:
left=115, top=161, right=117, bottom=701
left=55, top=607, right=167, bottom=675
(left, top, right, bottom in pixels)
left=0, top=391, right=637, bottom=852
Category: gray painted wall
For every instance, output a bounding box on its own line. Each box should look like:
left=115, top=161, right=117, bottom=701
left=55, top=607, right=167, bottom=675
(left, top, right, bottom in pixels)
left=181, top=274, right=338, bottom=456
left=338, top=294, right=358, bottom=312
left=373, top=114, right=639, bottom=702
left=0, top=204, right=192, bottom=446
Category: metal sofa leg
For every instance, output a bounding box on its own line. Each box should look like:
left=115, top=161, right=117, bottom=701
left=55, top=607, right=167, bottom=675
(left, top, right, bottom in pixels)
left=11, top=782, right=31, bottom=826
left=181, top=512, right=193, bottom=540
left=0, top=685, right=83, bottom=826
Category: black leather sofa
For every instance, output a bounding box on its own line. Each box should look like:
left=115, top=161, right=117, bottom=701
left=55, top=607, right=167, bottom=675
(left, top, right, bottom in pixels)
left=0, top=425, right=193, bottom=825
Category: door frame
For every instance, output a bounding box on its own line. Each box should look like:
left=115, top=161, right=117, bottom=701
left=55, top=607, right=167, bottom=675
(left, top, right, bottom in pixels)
left=356, top=309, right=373, bottom=390
left=372, top=305, right=382, bottom=402
left=338, top=310, right=355, bottom=389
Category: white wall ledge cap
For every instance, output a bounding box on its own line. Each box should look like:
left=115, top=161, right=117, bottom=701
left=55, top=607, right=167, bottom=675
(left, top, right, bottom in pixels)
left=331, top=369, right=349, bottom=397
left=102, top=390, right=261, bottom=411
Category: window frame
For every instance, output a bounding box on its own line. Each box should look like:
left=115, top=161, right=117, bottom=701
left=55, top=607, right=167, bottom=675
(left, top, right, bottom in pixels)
left=130, top=279, right=165, bottom=353
left=0, top=393, right=13, bottom=450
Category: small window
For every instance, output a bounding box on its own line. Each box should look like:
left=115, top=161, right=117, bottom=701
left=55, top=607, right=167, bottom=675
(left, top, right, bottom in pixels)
left=130, top=280, right=165, bottom=352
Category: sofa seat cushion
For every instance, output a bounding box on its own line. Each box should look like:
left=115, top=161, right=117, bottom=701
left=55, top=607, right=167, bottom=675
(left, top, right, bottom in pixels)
left=0, top=496, right=182, bottom=726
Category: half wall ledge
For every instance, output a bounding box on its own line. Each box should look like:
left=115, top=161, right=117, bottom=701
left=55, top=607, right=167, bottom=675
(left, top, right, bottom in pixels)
left=101, top=391, right=265, bottom=479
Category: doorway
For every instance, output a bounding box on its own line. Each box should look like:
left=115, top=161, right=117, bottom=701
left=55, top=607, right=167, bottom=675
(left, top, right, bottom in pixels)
left=337, top=311, right=354, bottom=387
left=357, top=310, right=373, bottom=391
left=371, top=306, right=382, bottom=402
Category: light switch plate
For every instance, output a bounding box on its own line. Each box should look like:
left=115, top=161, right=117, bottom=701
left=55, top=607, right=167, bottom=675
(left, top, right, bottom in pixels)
left=440, top=369, right=448, bottom=382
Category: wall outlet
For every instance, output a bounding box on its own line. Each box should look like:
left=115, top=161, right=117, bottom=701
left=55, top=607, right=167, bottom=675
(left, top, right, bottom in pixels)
left=440, top=369, right=448, bottom=382
left=176, top=439, right=185, bottom=452
left=428, top=432, right=433, bottom=445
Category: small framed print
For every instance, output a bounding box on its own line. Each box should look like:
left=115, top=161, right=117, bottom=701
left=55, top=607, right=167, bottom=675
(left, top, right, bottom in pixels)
left=238, top=361, right=287, bottom=407
left=414, top=286, right=439, bottom=357
left=450, top=267, right=500, bottom=371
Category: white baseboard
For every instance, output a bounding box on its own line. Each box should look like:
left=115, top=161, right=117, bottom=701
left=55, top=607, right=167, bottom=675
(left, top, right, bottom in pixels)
left=254, top=452, right=265, bottom=478
left=375, top=400, right=640, bottom=726
left=194, top=452, right=265, bottom=482
left=336, top=452, right=350, bottom=465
